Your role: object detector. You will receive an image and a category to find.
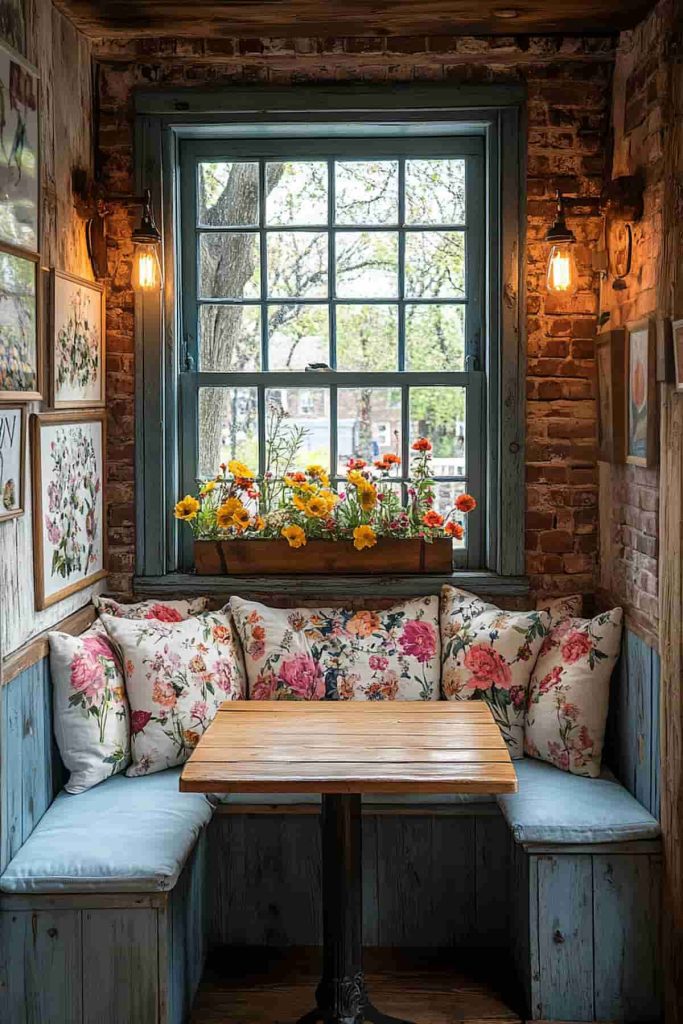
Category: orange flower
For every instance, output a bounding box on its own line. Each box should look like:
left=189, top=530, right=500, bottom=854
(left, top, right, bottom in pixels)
left=374, top=458, right=390, bottom=471
left=455, top=493, right=477, bottom=514
left=347, top=458, right=367, bottom=469
left=423, top=510, right=444, bottom=528
left=445, top=521, right=464, bottom=540
left=252, top=515, right=265, bottom=532
left=352, top=526, right=378, bottom=552
left=411, top=437, right=432, bottom=452
left=384, top=453, right=401, bottom=465
left=282, top=524, right=307, bottom=548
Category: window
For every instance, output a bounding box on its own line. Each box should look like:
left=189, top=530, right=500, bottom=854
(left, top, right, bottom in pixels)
left=178, top=136, right=485, bottom=569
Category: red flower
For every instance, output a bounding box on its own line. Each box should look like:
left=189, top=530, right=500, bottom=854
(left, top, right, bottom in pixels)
left=560, top=630, right=593, bottom=664
left=399, top=620, right=437, bottom=664
left=384, top=453, right=401, bottom=465
left=144, top=604, right=183, bottom=622
left=411, top=438, right=432, bottom=452
left=422, top=510, right=444, bottom=528
left=445, top=521, right=464, bottom=540
left=347, top=458, right=367, bottom=469
left=455, top=493, right=477, bottom=514
left=464, top=644, right=512, bottom=690
left=131, top=710, right=152, bottom=735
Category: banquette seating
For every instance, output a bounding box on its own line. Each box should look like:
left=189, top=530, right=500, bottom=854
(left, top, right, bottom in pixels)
left=0, top=606, right=662, bottom=1024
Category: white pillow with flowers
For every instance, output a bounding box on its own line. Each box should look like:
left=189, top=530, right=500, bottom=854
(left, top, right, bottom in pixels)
left=230, top=595, right=440, bottom=701
left=524, top=607, right=623, bottom=777
left=440, top=585, right=551, bottom=759
left=100, top=610, right=246, bottom=777
left=94, top=595, right=208, bottom=621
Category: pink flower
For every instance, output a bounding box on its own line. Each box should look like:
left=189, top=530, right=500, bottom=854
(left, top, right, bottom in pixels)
left=399, top=620, right=437, bottom=663
left=191, top=700, right=209, bottom=721
left=538, top=666, right=563, bottom=694
left=144, top=604, right=184, bottom=622
left=560, top=630, right=593, bottom=664
left=83, top=633, right=114, bottom=660
left=70, top=652, right=105, bottom=700
left=463, top=644, right=512, bottom=690
left=369, top=654, right=389, bottom=671
left=152, top=679, right=177, bottom=708
left=562, top=702, right=580, bottom=721
left=131, top=710, right=152, bottom=734
left=252, top=673, right=278, bottom=700
left=278, top=654, right=325, bottom=700
left=509, top=685, right=527, bottom=711
left=215, top=661, right=234, bottom=693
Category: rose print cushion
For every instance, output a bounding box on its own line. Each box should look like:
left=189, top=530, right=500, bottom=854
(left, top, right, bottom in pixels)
left=536, top=595, right=583, bottom=627
left=440, top=585, right=551, bottom=759
left=100, top=610, right=246, bottom=777
left=94, top=596, right=208, bottom=621
left=49, top=625, right=131, bottom=793
left=524, top=607, right=623, bottom=778
left=229, top=596, right=440, bottom=701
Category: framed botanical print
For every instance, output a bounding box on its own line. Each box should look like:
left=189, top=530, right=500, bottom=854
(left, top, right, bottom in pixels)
left=626, top=318, right=657, bottom=467
left=672, top=318, right=683, bottom=394
left=0, top=404, right=25, bottom=520
left=0, top=42, right=39, bottom=253
left=595, top=327, right=626, bottom=463
left=50, top=270, right=105, bottom=408
left=0, top=243, right=40, bottom=400
left=32, top=410, right=107, bottom=609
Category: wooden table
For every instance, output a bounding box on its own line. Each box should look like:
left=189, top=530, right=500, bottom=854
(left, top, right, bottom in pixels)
left=181, top=702, right=517, bottom=1024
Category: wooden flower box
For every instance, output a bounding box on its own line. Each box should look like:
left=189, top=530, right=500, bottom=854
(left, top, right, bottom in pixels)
left=193, top=537, right=453, bottom=576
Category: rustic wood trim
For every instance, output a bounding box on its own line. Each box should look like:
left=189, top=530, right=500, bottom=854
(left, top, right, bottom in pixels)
left=0, top=603, right=96, bottom=685
left=521, top=840, right=662, bottom=855
left=48, top=269, right=106, bottom=409
left=0, top=891, right=167, bottom=910
left=214, top=802, right=501, bottom=817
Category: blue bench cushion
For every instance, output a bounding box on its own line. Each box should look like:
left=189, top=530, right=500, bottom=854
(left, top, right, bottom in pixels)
left=497, top=758, right=661, bottom=845
left=0, top=768, right=212, bottom=894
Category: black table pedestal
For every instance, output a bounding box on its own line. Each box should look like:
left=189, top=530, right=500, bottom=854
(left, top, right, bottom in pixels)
left=296, top=794, right=415, bottom=1024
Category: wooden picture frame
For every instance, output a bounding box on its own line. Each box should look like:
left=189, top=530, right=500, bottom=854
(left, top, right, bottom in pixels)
left=0, top=404, right=26, bottom=520
left=595, top=327, right=626, bottom=463
left=0, top=41, right=39, bottom=254
left=0, top=242, right=41, bottom=401
left=49, top=269, right=106, bottom=408
left=32, top=409, right=107, bottom=610
left=672, top=318, right=683, bottom=394
left=625, top=318, right=657, bottom=467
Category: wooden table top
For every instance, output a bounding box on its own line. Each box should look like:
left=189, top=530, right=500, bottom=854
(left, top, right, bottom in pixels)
left=180, top=702, right=517, bottom=795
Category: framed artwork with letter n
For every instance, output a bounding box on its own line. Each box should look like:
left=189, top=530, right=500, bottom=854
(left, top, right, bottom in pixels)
left=625, top=319, right=657, bottom=467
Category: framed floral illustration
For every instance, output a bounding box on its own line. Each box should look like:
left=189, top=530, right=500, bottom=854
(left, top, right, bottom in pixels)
left=32, top=410, right=107, bottom=609
left=595, top=327, right=626, bottom=463
left=50, top=270, right=105, bottom=408
left=0, top=42, right=39, bottom=253
left=626, top=318, right=657, bottom=467
left=673, top=318, right=683, bottom=395
left=0, top=404, right=25, bottom=520
left=0, top=243, right=40, bottom=400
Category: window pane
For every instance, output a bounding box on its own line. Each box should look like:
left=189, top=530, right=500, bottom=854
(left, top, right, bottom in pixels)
left=410, top=386, right=466, bottom=473
left=199, top=232, right=260, bottom=299
left=198, top=162, right=259, bottom=227
left=336, top=304, right=398, bottom=371
left=198, top=386, right=258, bottom=479
left=337, top=387, right=401, bottom=472
left=336, top=231, right=398, bottom=298
left=405, top=159, right=466, bottom=225
left=266, top=387, right=330, bottom=470
left=199, top=304, right=260, bottom=371
left=268, top=304, right=329, bottom=370
left=405, top=231, right=465, bottom=299
left=405, top=304, right=465, bottom=371
left=267, top=231, right=328, bottom=298
left=266, top=162, right=328, bottom=226
left=335, top=161, right=398, bottom=225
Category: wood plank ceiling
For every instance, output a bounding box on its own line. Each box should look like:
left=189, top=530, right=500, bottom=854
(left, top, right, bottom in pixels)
left=53, top=0, right=655, bottom=38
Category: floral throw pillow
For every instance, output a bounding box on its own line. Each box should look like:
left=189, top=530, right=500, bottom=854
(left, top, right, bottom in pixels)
left=229, top=596, right=440, bottom=701
left=440, top=585, right=550, bottom=758
left=49, top=626, right=131, bottom=793
left=524, top=608, right=623, bottom=777
left=100, top=610, right=246, bottom=777
left=94, top=595, right=208, bottom=621
left=536, top=595, right=583, bottom=627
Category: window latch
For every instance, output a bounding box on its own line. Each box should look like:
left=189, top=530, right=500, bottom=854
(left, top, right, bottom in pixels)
left=465, top=353, right=479, bottom=372
left=305, top=362, right=332, bottom=372
left=180, top=335, right=196, bottom=373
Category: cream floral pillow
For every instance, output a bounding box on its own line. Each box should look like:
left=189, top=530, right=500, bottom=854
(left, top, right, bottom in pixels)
left=230, top=596, right=440, bottom=701
left=50, top=625, right=131, bottom=793
left=94, top=595, right=208, bottom=621
left=440, top=585, right=550, bottom=758
left=101, top=610, right=246, bottom=776
left=524, top=608, right=623, bottom=777
left=536, top=595, right=583, bottom=627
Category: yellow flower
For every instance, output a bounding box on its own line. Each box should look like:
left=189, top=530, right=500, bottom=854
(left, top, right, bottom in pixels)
left=228, top=459, right=254, bottom=480
left=216, top=497, right=247, bottom=530
left=353, top=525, right=377, bottom=551
left=347, top=469, right=366, bottom=487
left=305, top=495, right=329, bottom=519
left=358, top=482, right=378, bottom=512
left=200, top=480, right=217, bottom=496
left=293, top=494, right=307, bottom=511
left=252, top=515, right=265, bottom=532
left=232, top=506, right=251, bottom=532
left=282, top=524, right=307, bottom=548
left=285, top=476, right=314, bottom=493
left=174, top=495, right=200, bottom=521
left=307, top=464, right=330, bottom=487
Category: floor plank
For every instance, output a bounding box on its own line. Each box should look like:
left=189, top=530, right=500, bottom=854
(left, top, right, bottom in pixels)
left=191, top=947, right=522, bottom=1024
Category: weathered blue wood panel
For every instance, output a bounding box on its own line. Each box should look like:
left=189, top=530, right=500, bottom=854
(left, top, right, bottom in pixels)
left=0, top=908, right=83, bottom=1023
left=474, top=813, right=510, bottom=948
left=166, top=832, right=208, bottom=1024
left=82, top=908, right=159, bottom=1024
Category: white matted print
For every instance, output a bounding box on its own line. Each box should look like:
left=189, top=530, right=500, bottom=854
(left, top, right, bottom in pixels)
left=50, top=270, right=105, bottom=407
left=32, top=411, right=107, bottom=609
left=0, top=404, right=24, bottom=519
left=0, top=43, right=39, bottom=253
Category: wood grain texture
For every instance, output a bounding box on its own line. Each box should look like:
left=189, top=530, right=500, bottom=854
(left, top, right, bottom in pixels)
left=0, top=908, right=83, bottom=1023
left=181, top=703, right=517, bottom=795
left=82, top=909, right=159, bottom=1024
left=536, top=855, right=594, bottom=1021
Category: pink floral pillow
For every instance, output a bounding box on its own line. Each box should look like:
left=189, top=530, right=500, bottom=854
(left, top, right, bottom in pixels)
left=440, top=585, right=551, bottom=759
left=524, top=607, right=623, bottom=777
left=536, top=595, right=583, bottom=627
left=49, top=625, right=131, bottom=793
left=229, top=596, right=440, bottom=701
left=94, top=596, right=208, bottom=621
left=100, top=610, right=246, bottom=776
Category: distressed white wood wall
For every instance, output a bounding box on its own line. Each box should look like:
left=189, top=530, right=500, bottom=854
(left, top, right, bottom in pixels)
left=0, top=0, right=100, bottom=659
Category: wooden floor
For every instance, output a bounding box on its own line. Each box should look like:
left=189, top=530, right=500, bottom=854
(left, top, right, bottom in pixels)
left=191, top=947, right=522, bottom=1024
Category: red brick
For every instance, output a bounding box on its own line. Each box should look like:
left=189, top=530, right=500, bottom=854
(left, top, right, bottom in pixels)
left=539, top=530, right=574, bottom=553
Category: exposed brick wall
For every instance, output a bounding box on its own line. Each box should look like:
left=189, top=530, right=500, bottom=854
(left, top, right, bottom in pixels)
left=95, top=34, right=614, bottom=598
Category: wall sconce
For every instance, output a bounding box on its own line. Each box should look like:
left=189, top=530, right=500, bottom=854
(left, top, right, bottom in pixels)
left=545, top=191, right=577, bottom=296
left=131, top=190, right=162, bottom=292
left=83, top=184, right=162, bottom=291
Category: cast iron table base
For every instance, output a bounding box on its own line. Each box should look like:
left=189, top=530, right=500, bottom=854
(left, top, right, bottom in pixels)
left=296, top=794, right=416, bottom=1024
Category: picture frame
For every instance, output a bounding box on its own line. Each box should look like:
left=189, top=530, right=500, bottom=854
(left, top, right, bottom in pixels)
left=0, top=404, right=25, bottom=520
left=595, top=327, right=626, bottom=463
left=625, top=318, right=657, bottom=467
left=49, top=269, right=106, bottom=408
left=0, top=41, right=39, bottom=254
left=0, top=242, right=41, bottom=401
left=672, top=318, right=683, bottom=394
left=32, top=409, right=107, bottom=610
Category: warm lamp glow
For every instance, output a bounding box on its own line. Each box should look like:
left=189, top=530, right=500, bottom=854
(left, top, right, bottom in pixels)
left=133, top=244, right=161, bottom=291
left=546, top=243, right=577, bottom=296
